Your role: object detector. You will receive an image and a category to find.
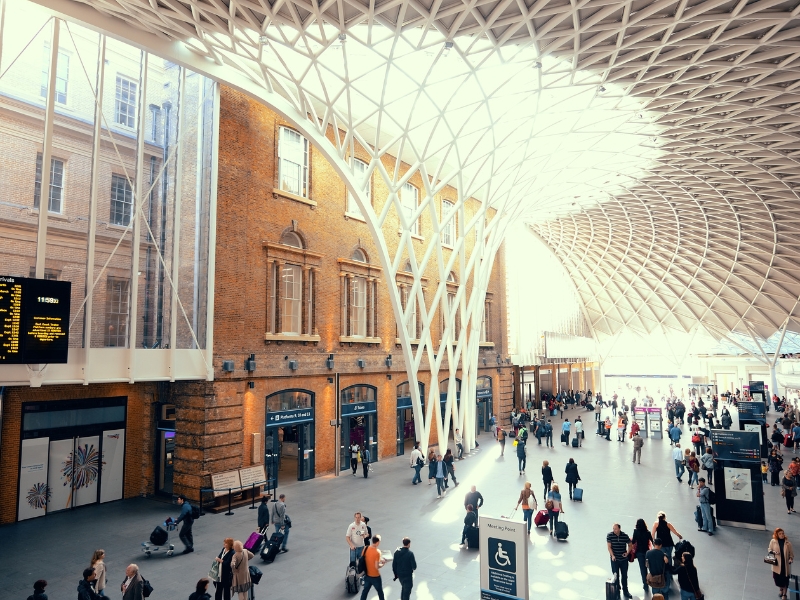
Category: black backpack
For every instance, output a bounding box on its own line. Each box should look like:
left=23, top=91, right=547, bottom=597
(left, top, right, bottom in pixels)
left=707, top=489, right=716, bottom=505
left=191, top=504, right=201, bottom=520
left=356, top=548, right=367, bottom=574
left=142, top=579, right=153, bottom=598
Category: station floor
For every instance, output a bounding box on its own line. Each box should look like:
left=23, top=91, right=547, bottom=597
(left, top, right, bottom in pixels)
left=0, top=405, right=793, bottom=600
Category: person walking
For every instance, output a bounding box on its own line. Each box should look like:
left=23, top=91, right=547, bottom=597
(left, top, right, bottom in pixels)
left=768, top=528, right=794, bottom=600
left=350, top=441, right=360, bottom=475
left=361, top=445, right=371, bottom=478
left=542, top=460, right=553, bottom=497
left=360, top=535, right=386, bottom=600
left=651, top=512, right=683, bottom=575
left=257, top=496, right=271, bottom=532
left=673, top=443, right=686, bottom=482
left=674, top=552, right=704, bottom=600
left=497, top=426, right=507, bottom=456
left=346, top=513, right=369, bottom=564
left=230, top=541, right=254, bottom=600
left=545, top=420, right=554, bottom=447
left=561, top=419, right=571, bottom=446
left=212, top=538, right=234, bottom=600
left=770, top=449, right=785, bottom=486
left=189, top=579, right=212, bottom=600
left=782, top=473, right=797, bottom=514
left=700, top=447, right=715, bottom=485
left=464, top=485, right=484, bottom=521
left=434, top=454, right=448, bottom=498
left=427, top=449, right=437, bottom=485
left=644, top=539, right=671, bottom=598
left=631, top=519, right=653, bottom=593
left=120, top=565, right=144, bottom=600
left=410, top=442, right=424, bottom=485
left=515, top=482, right=537, bottom=534
left=687, top=452, right=700, bottom=489
left=545, top=484, right=564, bottom=536
left=78, top=569, right=101, bottom=600
left=392, top=538, right=416, bottom=600
left=175, top=495, right=195, bottom=554
left=27, top=580, right=48, bottom=600
left=669, top=423, right=682, bottom=447
left=89, top=551, right=106, bottom=597
left=564, top=458, right=580, bottom=500
left=460, top=504, right=478, bottom=547
left=632, top=431, right=644, bottom=464
left=607, top=523, right=633, bottom=599
left=595, top=401, right=602, bottom=422
left=574, top=417, right=583, bottom=447
left=691, top=428, right=704, bottom=456
left=696, top=478, right=715, bottom=535
left=443, top=448, right=459, bottom=487
left=269, top=494, right=289, bottom=552
left=455, top=429, right=464, bottom=460
left=516, top=435, right=527, bottom=475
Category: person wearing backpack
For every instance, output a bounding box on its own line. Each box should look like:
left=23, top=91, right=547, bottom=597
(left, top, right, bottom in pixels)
left=544, top=420, right=553, bottom=448
left=121, top=565, right=144, bottom=600
left=360, top=445, right=371, bottom=478
left=696, top=479, right=715, bottom=535
left=175, top=495, right=195, bottom=554
left=409, top=442, right=424, bottom=485
left=700, top=447, right=715, bottom=485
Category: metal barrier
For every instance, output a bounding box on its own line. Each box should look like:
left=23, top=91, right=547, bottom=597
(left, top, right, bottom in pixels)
left=199, top=478, right=276, bottom=516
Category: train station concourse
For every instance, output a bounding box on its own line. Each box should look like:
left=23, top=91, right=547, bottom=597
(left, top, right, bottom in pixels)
left=2, top=0, right=800, bottom=599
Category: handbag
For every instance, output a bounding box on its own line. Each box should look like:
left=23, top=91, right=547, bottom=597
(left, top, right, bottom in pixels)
left=764, top=550, right=779, bottom=565
left=208, top=558, right=221, bottom=582
left=545, top=499, right=554, bottom=510
left=628, top=541, right=638, bottom=563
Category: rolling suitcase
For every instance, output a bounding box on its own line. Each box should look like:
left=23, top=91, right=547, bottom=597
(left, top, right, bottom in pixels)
left=605, top=573, right=620, bottom=599
left=560, top=432, right=567, bottom=443
left=466, top=526, right=479, bottom=549
left=345, top=561, right=360, bottom=594
left=534, top=510, right=549, bottom=527
left=260, top=530, right=285, bottom=563
left=555, top=520, right=569, bottom=540
left=572, top=488, right=583, bottom=502
left=571, top=437, right=579, bottom=448
left=596, top=421, right=604, bottom=435
left=244, top=530, right=265, bottom=552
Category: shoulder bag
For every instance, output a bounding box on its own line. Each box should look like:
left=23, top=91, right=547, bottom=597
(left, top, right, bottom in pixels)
left=628, top=541, right=638, bottom=563
left=545, top=499, right=554, bottom=511
left=764, top=550, right=778, bottom=565
left=208, top=559, right=221, bottom=582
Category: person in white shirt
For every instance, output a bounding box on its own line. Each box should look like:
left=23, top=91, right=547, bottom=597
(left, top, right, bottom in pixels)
left=349, top=442, right=360, bottom=476
left=574, top=417, right=583, bottom=447
left=345, top=512, right=369, bottom=564
left=455, top=429, right=464, bottom=460
left=672, top=443, right=686, bottom=482
left=409, top=443, right=424, bottom=485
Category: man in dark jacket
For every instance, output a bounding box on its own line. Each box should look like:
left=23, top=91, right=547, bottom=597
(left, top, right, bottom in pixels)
left=392, top=537, right=417, bottom=600
left=460, top=504, right=479, bottom=546
left=77, top=568, right=101, bottom=600
left=257, top=495, right=271, bottom=531
left=175, top=495, right=194, bottom=553
left=464, top=486, right=484, bottom=521
left=121, top=564, right=144, bottom=600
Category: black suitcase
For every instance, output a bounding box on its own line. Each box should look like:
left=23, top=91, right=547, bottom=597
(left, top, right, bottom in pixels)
left=605, top=573, right=620, bottom=599
left=345, top=561, right=360, bottom=594
left=555, top=521, right=569, bottom=540
left=150, top=526, right=168, bottom=546
left=260, top=531, right=285, bottom=563
left=571, top=437, right=579, bottom=448
left=596, top=421, right=604, bottom=435
left=466, top=526, right=479, bottom=549
left=694, top=505, right=703, bottom=529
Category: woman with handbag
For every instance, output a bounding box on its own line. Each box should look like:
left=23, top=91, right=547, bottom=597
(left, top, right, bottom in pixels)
left=545, top=484, right=564, bottom=536
left=230, top=540, right=254, bottom=600
left=767, top=527, right=794, bottom=599
left=769, top=449, right=785, bottom=486
left=212, top=538, right=234, bottom=600
left=515, top=482, right=537, bottom=534
left=631, top=518, right=653, bottom=593
left=782, top=474, right=797, bottom=514
left=687, top=452, right=701, bottom=489
left=674, top=552, right=703, bottom=600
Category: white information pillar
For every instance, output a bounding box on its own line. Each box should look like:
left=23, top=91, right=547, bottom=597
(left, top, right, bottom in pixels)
left=479, top=516, right=529, bottom=600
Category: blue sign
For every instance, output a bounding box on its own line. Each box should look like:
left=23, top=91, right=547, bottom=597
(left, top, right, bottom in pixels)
left=266, top=407, right=314, bottom=426
left=738, top=401, right=766, bottom=424
left=342, top=401, right=376, bottom=416
left=477, top=389, right=492, bottom=399
left=487, top=537, right=516, bottom=596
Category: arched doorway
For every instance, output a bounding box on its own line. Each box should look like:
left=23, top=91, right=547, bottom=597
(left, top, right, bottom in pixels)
left=340, top=385, right=378, bottom=473
left=265, top=389, right=315, bottom=484
left=396, top=381, right=424, bottom=455
left=476, top=376, right=493, bottom=432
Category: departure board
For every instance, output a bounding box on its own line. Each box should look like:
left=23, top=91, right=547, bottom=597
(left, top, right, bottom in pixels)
left=710, top=430, right=761, bottom=463
left=0, top=276, right=71, bottom=364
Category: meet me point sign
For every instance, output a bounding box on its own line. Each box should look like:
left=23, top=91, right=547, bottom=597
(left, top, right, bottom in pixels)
left=479, top=516, right=529, bottom=600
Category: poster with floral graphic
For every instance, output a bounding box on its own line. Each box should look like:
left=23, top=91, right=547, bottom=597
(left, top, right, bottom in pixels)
left=18, top=438, right=49, bottom=520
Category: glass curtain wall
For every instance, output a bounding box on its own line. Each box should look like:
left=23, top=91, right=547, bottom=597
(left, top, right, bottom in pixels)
left=0, top=2, right=216, bottom=353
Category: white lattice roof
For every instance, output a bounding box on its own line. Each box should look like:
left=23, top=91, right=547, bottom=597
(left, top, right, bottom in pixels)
left=38, top=0, right=800, bottom=342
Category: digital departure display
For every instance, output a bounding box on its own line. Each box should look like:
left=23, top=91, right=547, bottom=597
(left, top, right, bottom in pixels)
left=0, top=276, right=71, bottom=364
left=710, top=430, right=761, bottom=463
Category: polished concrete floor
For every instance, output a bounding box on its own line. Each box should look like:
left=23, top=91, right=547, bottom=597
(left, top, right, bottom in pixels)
left=0, top=404, right=793, bottom=600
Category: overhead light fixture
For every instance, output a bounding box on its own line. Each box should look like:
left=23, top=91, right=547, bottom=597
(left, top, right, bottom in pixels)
left=338, top=33, right=346, bottom=41
left=598, top=85, right=606, bottom=93
left=534, top=61, right=542, bottom=69
left=444, top=41, right=454, bottom=50
left=258, top=35, right=268, bottom=45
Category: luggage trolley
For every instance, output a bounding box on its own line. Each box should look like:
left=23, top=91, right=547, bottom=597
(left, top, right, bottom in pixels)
left=142, top=520, right=177, bottom=557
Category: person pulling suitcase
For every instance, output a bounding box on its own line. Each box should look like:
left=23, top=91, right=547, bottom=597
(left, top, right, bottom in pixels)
left=269, top=494, right=289, bottom=553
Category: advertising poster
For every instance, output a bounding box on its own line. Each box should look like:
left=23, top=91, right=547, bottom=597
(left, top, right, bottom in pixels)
left=724, top=467, right=753, bottom=502
left=100, top=429, right=125, bottom=503
left=17, top=438, right=49, bottom=521
left=47, top=438, right=74, bottom=512
left=73, top=436, right=101, bottom=507
left=743, top=424, right=762, bottom=445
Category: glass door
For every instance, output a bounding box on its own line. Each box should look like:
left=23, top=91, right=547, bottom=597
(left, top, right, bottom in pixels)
left=297, top=422, right=315, bottom=481
left=264, top=428, right=280, bottom=487
left=396, top=410, right=404, bottom=456
left=340, top=417, right=351, bottom=474
left=157, top=431, right=175, bottom=496
left=365, top=413, right=378, bottom=463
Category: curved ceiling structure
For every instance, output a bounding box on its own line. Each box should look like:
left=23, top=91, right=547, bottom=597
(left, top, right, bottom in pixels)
left=36, top=0, right=800, bottom=343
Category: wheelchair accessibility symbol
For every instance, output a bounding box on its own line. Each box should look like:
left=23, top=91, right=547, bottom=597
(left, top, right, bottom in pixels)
left=488, top=537, right=516, bottom=572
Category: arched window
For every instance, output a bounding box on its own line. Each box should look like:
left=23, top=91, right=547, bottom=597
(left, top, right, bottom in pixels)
left=278, top=126, right=309, bottom=198
left=267, top=230, right=316, bottom=338
left=351, top=248, right=367, bottom=262
left=266, top=389, right=313, bottom=412
left=280, top=231, right=303, bottom=248
left=347, top=158, right=371, bottom=216
left=447, top=271, right=456, bottom=283
left=341, top=384, right=377, bottom=404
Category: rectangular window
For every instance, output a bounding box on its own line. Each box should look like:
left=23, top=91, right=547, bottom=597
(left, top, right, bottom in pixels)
left=350, top=277, right=367, bottom=337
left=441, top=200, right=454, bottom=246
left=400, top=285, right=417, bottom=339
left=268, top=263, right=277, bottom=333
left=281, top=264, right=302, bottom=334
left=34, top=153, right=64, bottom=213
left=278, top=126, right=309, bottom=197
left=115, top=75, right=137, bottom=128
left=105, top=277, right=130, bottom=347
left=400, top=183, right=419, bottom=235
left=446, top=291, right=459, bottom=340
left=40, top=48, right=69, bottom=104
left=481, top=302, right=489, bottom=343
left=110, top=174, right=133, bottom=226
left=347, top=158, right=370, bottom=216
left=28, top=267, right=60, bottom=280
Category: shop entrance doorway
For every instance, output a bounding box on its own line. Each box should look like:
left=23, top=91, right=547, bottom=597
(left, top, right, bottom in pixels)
left=476, top=376, right=493, bottom=433
left=265, top=390, right=315, bottom=486
left=340, top=385, right=377, bottom=474
left=396, top=381, right=424, bottom=455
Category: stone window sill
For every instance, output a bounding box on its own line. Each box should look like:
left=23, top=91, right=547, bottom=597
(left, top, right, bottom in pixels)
left=479, top=342, right=495, bottom=348
left=398, top=230, right=424, bottom=242
left=339, top=336, right=382, bottom=344
left=395, top=338, right=421, bottom=345
left=273, top=188, right=317, bottom=207
left=344, top=212, right=366, bottom=222
left=264, top=333, right=321, bottom=343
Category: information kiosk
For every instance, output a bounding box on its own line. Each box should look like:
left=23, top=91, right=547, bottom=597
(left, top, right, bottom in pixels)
left=710, top=429, right=765, bottom=530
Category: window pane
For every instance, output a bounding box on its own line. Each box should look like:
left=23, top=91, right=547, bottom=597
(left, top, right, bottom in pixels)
left=115, top=75, right=137, bottom=128
left=110, top=174, right=132, bottom=226
left=401, top=183, right=418, bottom=235
left=442, top=200, right=453, bottom=246
left=279, top=127, right=308, bottom=197
left=105, top=277, right=130, bottom=347
left=350, top=277, right=366, bottom=337
left=347, top=159, right=369, bottom=215
left=281, top=264, right=302, bottom=334
left=41, top=49, right=69, bottom=104
left=34, top=153, right=64, bottom=213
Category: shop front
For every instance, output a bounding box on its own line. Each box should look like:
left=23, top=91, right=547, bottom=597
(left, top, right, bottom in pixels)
left=396, top=382, right=424, bottom=455
left=340, top=385, right=378, bottom=472
left=476, top=376, right=493, bottom=432
left=439, top=378, right=461, bottom=428
left=17, top=397, right=127, bottom=521
left=265, top=390, right=315, bottom=485
left=155, top=404, right=176, bottom=496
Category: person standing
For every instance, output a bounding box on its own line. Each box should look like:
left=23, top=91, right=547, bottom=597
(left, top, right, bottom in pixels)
left=616, top=415, right=626, bottom=442
left=27, top=580, right=48, bottom=600
left=89, top=551, right=106, bottom=597
left=630, top=519, right=653, bottom=593
left=230, top=541, right=253, bottom=600
left=782, top=473, right=797, bottom=514
left=546, top=484, right=564, bottom=536
left=696, top=479, right=714, bottom=535
left=410, top=442, right=424, bottom=485
left=78, top=569, right=101, bottom=600
left=574, top=417, right=583, bottom=447
left=561, top=419, right=571, bottom=446
left=392, top=538, right=416, bottom=600
left=427, top=449, right=437, bottom=485
left=464, top=486, right=484, bottom=521
left=350, top=442, right=360, bottom=476
left=121, top=565, right=144, bottom=600
left=542, top=460, right=553, bottom=497
left=604, top=417, right=612, bottom=441
left=460, top=504, right=478, bottom=547
left=434, top=454, right=447, bottom=498
left=644, top=539, right=671, bottom=597
left=455, top=429, right=464, bottom=460
left=175, top=495, right=195, bottom=554
left=595, top=401, right=602, bottom=422
left=606, top=523, right=633, bottom=599
left=257, top=496, right=271, bottom=531
left=443, top=448, right=459, bottom=487
left=545, top=420, right=554, bottom=448
left=564, top=458, right=580, bottom=500
left=611, top=398, right=618, bottom=417
left=632, top=432, right=644, bottom=464
left=768, top=528, right=794, bottom=600
left=700, top=447, right=715, bottom=485
left=669, top=423, right=682, bottom=447
left=360, top=535, right=386, bottom=600
left=770, top=449, right=785, bottom=486
left=651, top=512, right=682, bottom=575
left=672, top=443, right=686, bottom=482
left=213, top=538, right=234, bottom=600
left=270, top=494, right=289, bottom=552
left=361, top=445, right=371, bottom=478
left=674, top=553, right=703, bottom=600
left=516, top=435, right=527, bottom=475
left=346, top=513, right=369, bottom=564
left=687, top=452, right=700, bottom=489
left=515, top=482, right=537, bottom=534
left=497, top=426, right=507, bottom=456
